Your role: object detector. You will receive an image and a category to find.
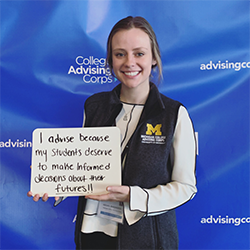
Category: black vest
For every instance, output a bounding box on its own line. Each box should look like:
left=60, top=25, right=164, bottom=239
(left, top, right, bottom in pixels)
left=75, top=83, right=181, bottom=249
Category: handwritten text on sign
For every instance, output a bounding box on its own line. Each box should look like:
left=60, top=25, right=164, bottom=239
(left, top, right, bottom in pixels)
left=30, top=127, right=121, bottom=197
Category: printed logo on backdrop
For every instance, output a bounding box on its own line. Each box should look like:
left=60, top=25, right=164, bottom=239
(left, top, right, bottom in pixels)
left=68, top=56, right=115, bottom=84
left=0, top=139, right=32, bottom=148
left=200, top=60, right=250, bottom=71
left=201, top=215, right=250, bottom=226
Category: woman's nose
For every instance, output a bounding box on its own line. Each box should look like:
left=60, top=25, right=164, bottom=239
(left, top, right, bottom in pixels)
left=125, top=54, right=135, bottom=68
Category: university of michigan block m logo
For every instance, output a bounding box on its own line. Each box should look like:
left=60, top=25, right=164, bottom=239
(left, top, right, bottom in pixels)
left=146, top=124, right=162, bottom=135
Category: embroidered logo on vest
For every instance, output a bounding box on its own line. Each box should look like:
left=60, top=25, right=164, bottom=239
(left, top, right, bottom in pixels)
left=146, top=124, right=162, bottom=135
left=141, top=123, right=166, bottom=144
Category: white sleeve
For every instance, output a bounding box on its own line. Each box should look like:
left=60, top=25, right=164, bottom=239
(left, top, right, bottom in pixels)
left=124, top=106, right=197, bottom=225
left=82, top=111, right=86, bottom=127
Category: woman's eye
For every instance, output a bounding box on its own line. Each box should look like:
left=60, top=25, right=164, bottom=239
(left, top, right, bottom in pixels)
left=136, top=52, right=144, bottom=57
left=115, top=53, right=124, bottom=57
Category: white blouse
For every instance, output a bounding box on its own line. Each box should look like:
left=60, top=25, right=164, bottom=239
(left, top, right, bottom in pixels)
left=81, top=103, right=197, bottom=237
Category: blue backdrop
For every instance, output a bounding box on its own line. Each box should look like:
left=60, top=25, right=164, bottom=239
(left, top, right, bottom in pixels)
left=0, top=0, right=249, bottom=249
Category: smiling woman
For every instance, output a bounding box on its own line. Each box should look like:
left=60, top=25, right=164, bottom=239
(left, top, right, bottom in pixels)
left=73, top=16, right=197, bottom=250
left=28, top=16, right=197, bottom=250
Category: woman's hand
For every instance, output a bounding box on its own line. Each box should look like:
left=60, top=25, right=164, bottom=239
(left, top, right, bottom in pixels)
left=85, top=185, right=130, bottom=203
left=27, top=191, right=48, bottom=202
left=28, top=166, right=59, bottom=202
left=27, top=191, right=59, bottom=202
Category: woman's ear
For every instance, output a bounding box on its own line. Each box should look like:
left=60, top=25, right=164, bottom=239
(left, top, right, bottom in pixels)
left=152, top=58, right=157, bottom=66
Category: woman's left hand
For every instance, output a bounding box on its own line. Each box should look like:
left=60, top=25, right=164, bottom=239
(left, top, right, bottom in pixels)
left=85, top=185, right=130, bottom=202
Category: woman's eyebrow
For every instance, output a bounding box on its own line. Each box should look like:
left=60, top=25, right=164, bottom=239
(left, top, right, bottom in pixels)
left=113, top=47, right=148, bottom=51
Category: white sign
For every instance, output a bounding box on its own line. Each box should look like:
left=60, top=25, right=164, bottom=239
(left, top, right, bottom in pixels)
left=30, top=127, right=121, bottom=197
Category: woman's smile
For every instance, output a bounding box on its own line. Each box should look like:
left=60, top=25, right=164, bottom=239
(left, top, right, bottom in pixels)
left=123, top=71, right=141, bottom=77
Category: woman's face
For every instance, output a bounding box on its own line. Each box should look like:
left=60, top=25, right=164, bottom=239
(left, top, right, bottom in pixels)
left=111, top=28, right=156, bottom=91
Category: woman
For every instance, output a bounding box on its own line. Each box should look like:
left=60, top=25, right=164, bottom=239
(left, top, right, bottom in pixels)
left=29, top=16, right=197, bottom=250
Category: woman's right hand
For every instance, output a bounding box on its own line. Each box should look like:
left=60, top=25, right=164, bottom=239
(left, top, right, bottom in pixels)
left=27, top=191, right=50, bottom=202
left=28, top=165, right=49, bottom=202
left=28, top=165, right=60, bottom=202
left=27, top=191, right=60, bottom=202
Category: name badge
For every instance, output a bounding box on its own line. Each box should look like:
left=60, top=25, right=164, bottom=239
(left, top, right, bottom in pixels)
left=97, top=201, right=124, bottom=224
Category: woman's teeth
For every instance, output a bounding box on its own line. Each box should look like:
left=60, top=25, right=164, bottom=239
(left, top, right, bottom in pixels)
left=124, top=71, right=139, bottom=76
